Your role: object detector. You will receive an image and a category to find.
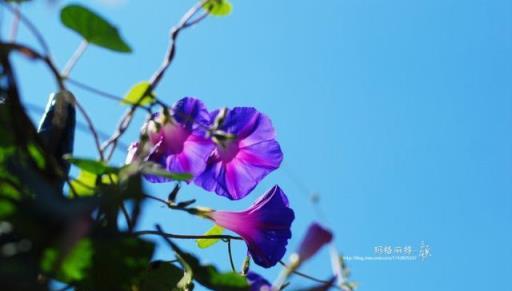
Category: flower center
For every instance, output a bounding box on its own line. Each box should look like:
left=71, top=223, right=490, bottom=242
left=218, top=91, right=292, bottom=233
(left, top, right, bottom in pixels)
left=217, top=139, right=240, bottom=162
left=161, top=122, right=189, bottom=154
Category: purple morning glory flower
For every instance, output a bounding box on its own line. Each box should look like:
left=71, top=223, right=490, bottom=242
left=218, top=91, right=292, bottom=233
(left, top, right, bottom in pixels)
left=206, top=185, right=294, bottom=268
left=126, top=97, right=214, bottom=182
left=246, top=272, right=272, bottom=291
left=194, top=107, right=283, bottom=200
left=294, top=223, right=333, bottom=263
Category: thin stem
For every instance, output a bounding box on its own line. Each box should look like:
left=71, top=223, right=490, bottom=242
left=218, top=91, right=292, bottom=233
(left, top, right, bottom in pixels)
left=142, top=193, right=205, bottom=217
left=278, top=261, right=332, bottom=284
left=74, top=99, right=105, bottom=160
left=134, top=230, right=243, bottom=241
left=61, top=40, right=88, bottom=78
left=226, top=239, right=237, bottom=272
left=143, top=193, right=168, bottom=205
left=9, top=3, right=20, bottom=42
left=183, top=11, right=209, bottom=28
left=65, top=78, right=125, bottom=102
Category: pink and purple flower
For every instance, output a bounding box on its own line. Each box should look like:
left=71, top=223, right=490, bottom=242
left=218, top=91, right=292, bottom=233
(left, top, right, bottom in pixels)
left=195, top=107, right=283, bottom=200
left=206, top=185, right=294, bottom=268
left=126, top=97, right=214, bottom=182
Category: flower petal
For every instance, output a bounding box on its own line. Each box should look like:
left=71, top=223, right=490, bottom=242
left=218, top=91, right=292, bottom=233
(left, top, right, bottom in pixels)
left=172, top=97, right=210, bottom=133
left=165, top=135, right=214, bottom=178
left=247, top=272, right=272, bottom=291
left=296, top=223, right=333, bottom=263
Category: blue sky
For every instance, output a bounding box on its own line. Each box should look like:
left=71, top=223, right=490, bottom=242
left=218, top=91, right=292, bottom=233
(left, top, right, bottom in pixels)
left=4, top=0, right=512, bottom=290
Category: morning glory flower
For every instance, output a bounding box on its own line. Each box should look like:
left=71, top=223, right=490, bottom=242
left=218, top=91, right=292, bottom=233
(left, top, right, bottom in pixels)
left=126, top=97, right=214, bottom=182
left=195, top=107, right=283, bottom=200
left=206, top=185, right=294, bottom=268
left=293, top=222, right=333, bottom=264
left=246, top=272, right=272, bottom=291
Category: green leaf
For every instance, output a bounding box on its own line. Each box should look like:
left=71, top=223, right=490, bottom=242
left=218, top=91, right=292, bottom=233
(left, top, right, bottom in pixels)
left=78, top=236, right=155, bottom=290
left=141, top=162, right=192, bottom=181
left=70, top=170, right=118, bottom=197
left=0, top=201, right=15, bottom=218
left=139, top=261, right=187, bottom=291
left=65, top=155, right=117, bottom=175
left=196, top=224, right=224, bottom=249
left=204, top=0, right=233, bottom=16
left=41, top=239, right=93, bottom=282
left=69, top=171, right=96, bottom=197
left=121, top=81, right=156, bottom=106
left=60, top=4, right=132, bottom=53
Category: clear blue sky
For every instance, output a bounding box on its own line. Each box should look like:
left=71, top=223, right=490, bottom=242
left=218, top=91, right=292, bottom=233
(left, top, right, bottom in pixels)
left=5, top=0, right=512, bottom=290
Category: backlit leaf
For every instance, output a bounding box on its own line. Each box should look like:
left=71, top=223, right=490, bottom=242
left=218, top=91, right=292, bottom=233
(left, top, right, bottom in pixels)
left=204, top=0, right=233, bottom=16
left=70, top=170, right=118, bottom=197
left=41, top=239, right=93, bottom=282
left=196, top=224, right=224, bottom=249
left=121, top=81, right=155, bottom=106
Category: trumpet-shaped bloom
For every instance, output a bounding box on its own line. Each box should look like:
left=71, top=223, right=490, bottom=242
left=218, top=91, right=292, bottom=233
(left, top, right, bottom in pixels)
left=207, top=185, right=294, bottom=268
left=295, top=222, right=333, bottom=263
left=195, top=107, right=283, bottom=200
left=126, top=97, right=214, bottom=182
left=246, top=272, right=272, bottom=291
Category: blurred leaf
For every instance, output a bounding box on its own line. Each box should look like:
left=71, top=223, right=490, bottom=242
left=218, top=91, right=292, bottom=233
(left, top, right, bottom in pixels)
left=0, top=201, right=16, bottom=218
left=121, top=81, right=155, bottom=106
left=138, top=261, right=186, bottom=291
left=77, top=236, right=154, bottom=290
left=196, top=224, right=224, bottom=249
left=60, top=4, right=132, bottom=53
left=204, top=0, right=233, bottom=16
left=70, top=170, right=118, bottom=197
left=69, top=171, right=96, bottom=197
left=167, top=239, right=249, bottom=291
left=41, top=239, right=93, bottom=282
left=27, top=143, right=45, bottom=169
left=65, top=155, right=117, bottom=175
left=141, top=162, right=192, bottom=181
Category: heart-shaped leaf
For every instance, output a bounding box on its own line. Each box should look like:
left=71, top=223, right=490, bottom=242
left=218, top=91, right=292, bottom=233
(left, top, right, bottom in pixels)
left=60, top=4, right=132, bottom=53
